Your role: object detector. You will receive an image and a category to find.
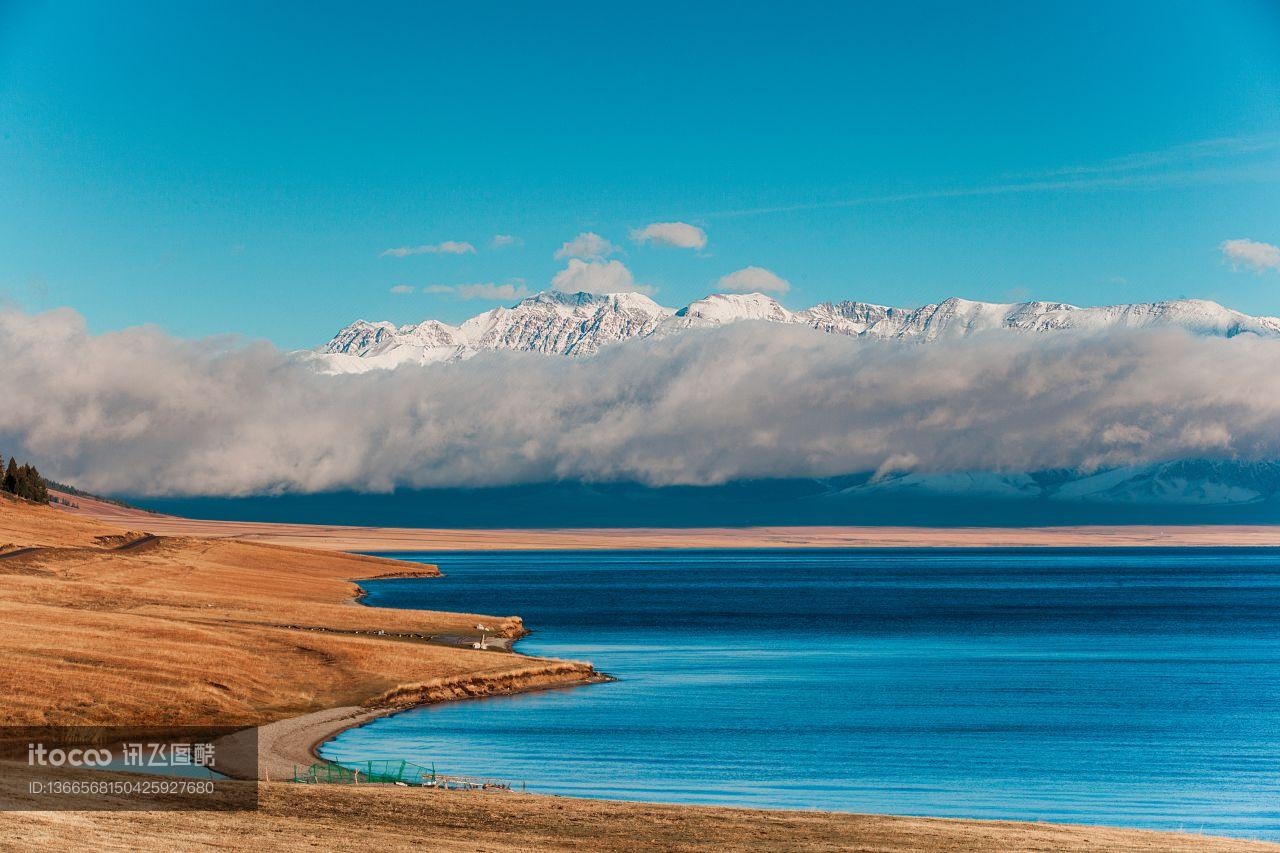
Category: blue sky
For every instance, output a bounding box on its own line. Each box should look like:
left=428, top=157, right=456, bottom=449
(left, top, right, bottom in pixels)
left=1, top=0, right=1278, bottom=348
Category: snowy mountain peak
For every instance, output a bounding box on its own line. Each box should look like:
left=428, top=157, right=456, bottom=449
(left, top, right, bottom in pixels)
left=316, top=290, right=1280, bottom=372
left=674, top=292, right=793, bottom=324
left=513, top=290, right=667, bottom=312
left=322, top=319, right=401, bottom=356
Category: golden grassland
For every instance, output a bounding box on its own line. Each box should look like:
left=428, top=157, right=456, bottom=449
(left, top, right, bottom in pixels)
left=2, top=493, right=1278, bottom=851
left=8, top=780, right=1280, bottom=853
left=0, top=494, right=591, bottom=728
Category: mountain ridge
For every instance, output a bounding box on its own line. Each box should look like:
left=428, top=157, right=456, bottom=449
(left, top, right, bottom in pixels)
left=318, top=291, right=1280, bottom=372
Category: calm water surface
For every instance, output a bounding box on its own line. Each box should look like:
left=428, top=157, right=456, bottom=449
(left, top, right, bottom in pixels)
left=319, top=549, right=1280, bottom=839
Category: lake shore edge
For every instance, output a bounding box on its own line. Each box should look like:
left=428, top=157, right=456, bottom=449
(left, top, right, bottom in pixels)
left=249, top=667, right=612, bottom=783
left=53, top=491, right=1280, bottom=550
left=249, top=572, right=616, bottom=781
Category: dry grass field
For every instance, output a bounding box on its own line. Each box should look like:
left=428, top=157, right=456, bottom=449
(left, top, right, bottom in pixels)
left=2, top=492, right=1278, bottom=851
left=6, top=781, right=1280, bottom=853
left=0, top=493, right=593, bottom=729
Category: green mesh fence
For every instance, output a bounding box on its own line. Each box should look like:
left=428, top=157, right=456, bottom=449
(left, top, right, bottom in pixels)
left=291, top=760, right=436, bottom=785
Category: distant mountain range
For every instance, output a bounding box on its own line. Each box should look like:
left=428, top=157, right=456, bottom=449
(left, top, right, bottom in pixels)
left=859, top=459, right=1280, bottom=507
left=316, top=291, right=1280, bottom=372
left=136, top=460, right=1280, bottom=527
left=298, top=292, right=1280, bottom=520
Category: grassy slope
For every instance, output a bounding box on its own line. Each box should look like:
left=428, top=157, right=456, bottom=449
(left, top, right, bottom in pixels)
left=0, top=494, right=590, bottom=727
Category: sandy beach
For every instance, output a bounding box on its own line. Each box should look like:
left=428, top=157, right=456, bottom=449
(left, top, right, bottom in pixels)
left=2, top=492, right=1278, bottom=850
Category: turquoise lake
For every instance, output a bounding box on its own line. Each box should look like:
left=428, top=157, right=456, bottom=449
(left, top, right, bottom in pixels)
left=319, top=549, right=1280, bottom=839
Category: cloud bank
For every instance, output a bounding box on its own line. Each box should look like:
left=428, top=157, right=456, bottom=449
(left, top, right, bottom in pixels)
left=3, top=307, right=1280, bottom=497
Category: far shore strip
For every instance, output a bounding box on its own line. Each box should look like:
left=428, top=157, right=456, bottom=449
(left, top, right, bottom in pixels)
left=58, top=493, right=1280, bottom=550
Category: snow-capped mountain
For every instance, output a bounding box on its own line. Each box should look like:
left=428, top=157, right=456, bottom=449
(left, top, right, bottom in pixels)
left=321, top=291, right=672, bottom=372
left=318, top=291, right=1280, bottom=371
left=669, top=292, right=797, bottom=327
left=792, top=296, right=1280, bottom=340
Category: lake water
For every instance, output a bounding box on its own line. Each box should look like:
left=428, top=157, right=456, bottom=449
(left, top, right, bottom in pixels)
left=319, top=549, right=1280, bottom=839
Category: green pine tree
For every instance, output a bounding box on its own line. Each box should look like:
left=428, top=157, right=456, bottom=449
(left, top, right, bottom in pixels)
left=29, top=465, right=48, bottom=503
left=16, top=465, right=34, bottom=500
left=0, top=457, right=50, bottom=503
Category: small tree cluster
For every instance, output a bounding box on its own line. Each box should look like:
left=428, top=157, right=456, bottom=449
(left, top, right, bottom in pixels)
left=1, top=456, right=49, bottom=503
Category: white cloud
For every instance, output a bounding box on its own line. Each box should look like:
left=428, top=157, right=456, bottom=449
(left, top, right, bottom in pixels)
left=423, top=282, right=530, bottom=301
left=631, top=221, right=707, bottom=250
left=490, top=234, right=522, bottom=249
left=381, top=240, right=476, bottom=258
left=389, top=284, right=416, bottom=294
left=716, top=266, right=791, bottom=294
left=5, top=308, right=1280, bottom=496
left=873, top=453, right=920, bottom=481
left=554, top=232, right=617, bottom=261
left=1222, top=238, right=1280, bottom=274
left=551, top=259, right=654, bottom=295
left=456, top=282, right=530, bottom=301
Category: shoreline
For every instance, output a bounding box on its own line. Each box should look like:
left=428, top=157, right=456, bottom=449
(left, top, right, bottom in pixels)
left=283, top=669, right=613, bottom=782
left=254, top=576, right=613, bottom=781
left=48, top=494, right=1280, bottom=550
